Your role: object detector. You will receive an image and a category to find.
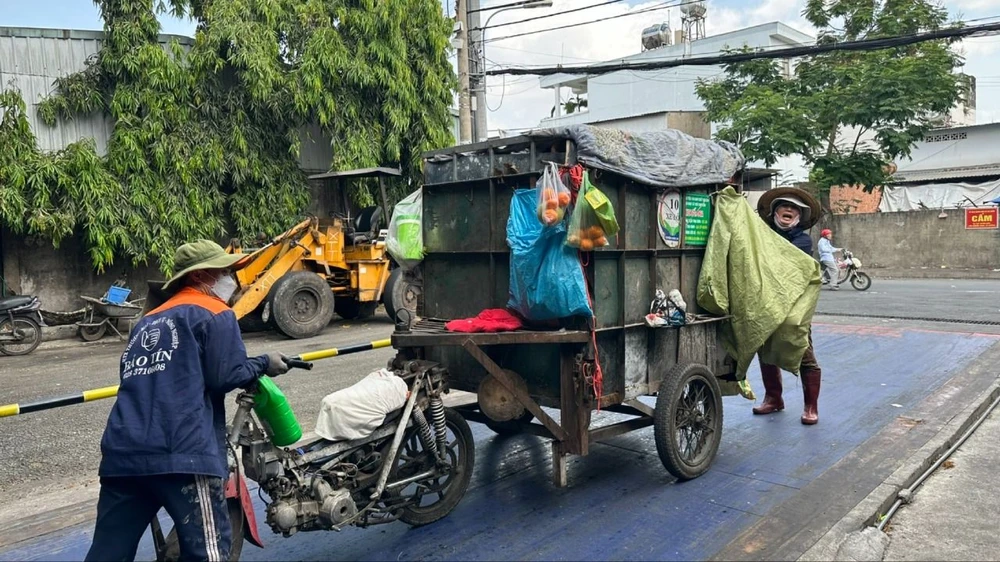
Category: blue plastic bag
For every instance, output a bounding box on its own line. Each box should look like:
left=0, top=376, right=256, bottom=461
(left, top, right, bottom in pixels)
left=507, top=188, right=593, bottom=321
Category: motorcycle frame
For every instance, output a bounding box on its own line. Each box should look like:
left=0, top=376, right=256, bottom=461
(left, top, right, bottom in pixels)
left=151, top=361, right=450, bottom=560
left=0, top=299, right=44, bottom=343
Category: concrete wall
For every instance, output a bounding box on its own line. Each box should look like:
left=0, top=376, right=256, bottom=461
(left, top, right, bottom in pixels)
left=817, top=209, right=1000, bottom=271
left=1, top=230, right=158, bottom=312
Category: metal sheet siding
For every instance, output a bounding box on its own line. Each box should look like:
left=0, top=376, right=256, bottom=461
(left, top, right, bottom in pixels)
left=1, top=27, right=331, bottom=171
left=0, top=30, right=112, bottom=153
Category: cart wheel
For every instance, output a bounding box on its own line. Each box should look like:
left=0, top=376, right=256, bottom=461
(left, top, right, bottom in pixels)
left=78, top=323, right=107, bottom=342
left=268, top=271, right=335, bottom=339
left=161, top=498, right=245, bottom=561
left=485, top=411, right=534, bottom=436
left=654, top=362, right=724, bottom=481
left=851, top=272, right=872, bottom=291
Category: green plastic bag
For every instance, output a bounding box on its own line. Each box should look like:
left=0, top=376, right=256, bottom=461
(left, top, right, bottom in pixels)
left=566, top=171, right=617, bottom=250
left=582, top=172, right=619, bottom=237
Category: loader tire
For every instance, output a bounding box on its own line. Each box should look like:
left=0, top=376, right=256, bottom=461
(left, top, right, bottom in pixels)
left=384, top=268, right=420, bottom=324
left=269, top=271, right=335, bottom=339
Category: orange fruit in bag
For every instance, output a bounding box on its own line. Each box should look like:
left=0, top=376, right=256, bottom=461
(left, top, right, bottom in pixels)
left=545, top=199, right=558, bottom=210
left=587, top=225, right=604, bottom=239
left=595, top=236, right=608, bottom=246
left=558, top=192, right=571, bottom=207
left=579, top=239, right=594, bottom=251
left=543, top=188, right=556, bottom=201
left=543, top=209, right=559, bottom=225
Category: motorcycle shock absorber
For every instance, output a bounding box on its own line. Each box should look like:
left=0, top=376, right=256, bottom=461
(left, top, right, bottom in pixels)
left=411, top=408, right=438, bottom=458
left=429, top=397, right=448, bottom=460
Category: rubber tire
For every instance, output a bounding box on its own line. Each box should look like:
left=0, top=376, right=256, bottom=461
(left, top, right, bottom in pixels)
left=237, top=306, right=270, bottom=333
left=334, top=299, right=378, bottom=321
left=397, top=408, right=475, bottom=527
left=78, top=323, right=107, bottom=342
left=851, top=272, right=872, bottom=292
left=162, top=499, right=245, bottom=562
left=269, top=271, right=335, bottom=339
left=484, top=411, right=534, bottom=436
left=654, top=362, right=724, bottom=481
left=0, top=316, right=41, bottom=356
left=383, top=268, right=419, bottom=324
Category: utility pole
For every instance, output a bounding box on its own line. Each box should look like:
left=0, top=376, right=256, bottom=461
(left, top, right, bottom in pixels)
left=456, top=0, right=473, bottom=144
left=468, top=0, right=486, bottom=142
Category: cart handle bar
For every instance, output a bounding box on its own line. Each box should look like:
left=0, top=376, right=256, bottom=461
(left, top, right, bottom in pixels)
left=0, top=338, right=392, bottom=419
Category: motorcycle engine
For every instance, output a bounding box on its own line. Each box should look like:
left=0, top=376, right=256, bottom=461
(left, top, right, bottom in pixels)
left=266, top=476, right=358, bottom=536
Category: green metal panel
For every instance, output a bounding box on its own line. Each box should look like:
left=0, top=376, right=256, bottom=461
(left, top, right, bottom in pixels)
left=592, top=255, right=622, bottom=329
left=624, top=257, right=651, bottom=325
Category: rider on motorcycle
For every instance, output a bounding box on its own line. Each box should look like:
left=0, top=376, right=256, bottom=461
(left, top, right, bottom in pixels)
left=86, top=240, right=291, bottom=562
left=818, top=229, right=843, bottom=290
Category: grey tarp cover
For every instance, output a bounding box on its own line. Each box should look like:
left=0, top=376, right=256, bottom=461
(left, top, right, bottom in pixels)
left=697, top=187, right=821, bottom=386
left=530, top=124, right=745, bottom=188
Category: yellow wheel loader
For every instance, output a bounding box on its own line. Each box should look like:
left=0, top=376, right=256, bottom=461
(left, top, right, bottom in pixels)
left=227, top=167, right=420, bottom=339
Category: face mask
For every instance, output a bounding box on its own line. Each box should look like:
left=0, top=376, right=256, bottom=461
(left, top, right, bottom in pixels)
left=210, top=274, right=239, bottom=303
left=775, top=216, right=800, bottom=231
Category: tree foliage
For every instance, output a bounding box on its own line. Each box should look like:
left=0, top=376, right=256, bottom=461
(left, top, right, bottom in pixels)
left=0, top=0, right=455, bottom=272
left=695, top=0, right=967, bottom=195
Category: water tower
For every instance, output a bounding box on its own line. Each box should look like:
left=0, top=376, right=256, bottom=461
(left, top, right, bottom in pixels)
left=681, top=1, right=707, bottom=42
left=641, top=21, right=673, bottom=51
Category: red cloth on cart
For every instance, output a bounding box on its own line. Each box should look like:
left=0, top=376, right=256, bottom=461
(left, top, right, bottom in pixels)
left=445, top=309, right=523, bottom=333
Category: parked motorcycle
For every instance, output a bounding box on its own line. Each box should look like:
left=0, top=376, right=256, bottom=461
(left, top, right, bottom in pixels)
left=831, top=250, right=871, bottom=291
left=0, top=295, right=43, bottom=356
left=152, top=357, right=474, bottom=561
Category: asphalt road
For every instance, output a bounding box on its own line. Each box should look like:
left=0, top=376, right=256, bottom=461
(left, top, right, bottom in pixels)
left=815, top=278, right=1000, bottom=323
left=0, top=313, right=396, bottom=512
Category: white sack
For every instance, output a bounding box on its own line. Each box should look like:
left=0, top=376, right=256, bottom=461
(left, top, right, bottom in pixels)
left=315, top=369, right=408, bottom=442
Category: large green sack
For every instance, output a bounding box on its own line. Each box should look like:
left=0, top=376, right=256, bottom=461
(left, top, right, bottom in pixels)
left=697, top=187, right=821, bottom=379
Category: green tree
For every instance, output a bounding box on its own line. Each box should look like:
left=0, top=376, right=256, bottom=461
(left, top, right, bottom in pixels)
left=0, top=0, right=455, bottom=272
left=695, top=0, right=968, bottom=199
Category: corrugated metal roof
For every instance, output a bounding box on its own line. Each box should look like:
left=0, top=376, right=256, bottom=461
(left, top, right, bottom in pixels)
left=892, top=164, right=1000, bottom=184
left=0, top=27, right=193, bottom=155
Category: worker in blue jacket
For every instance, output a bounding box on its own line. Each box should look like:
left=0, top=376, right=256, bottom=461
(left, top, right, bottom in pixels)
left=86, top=240, right=290, bottom=562
left=754, top=188, right=823, bottom=425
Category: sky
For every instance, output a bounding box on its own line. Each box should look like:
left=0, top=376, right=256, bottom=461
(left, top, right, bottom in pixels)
left=7, top=0, right=1000, bottom=138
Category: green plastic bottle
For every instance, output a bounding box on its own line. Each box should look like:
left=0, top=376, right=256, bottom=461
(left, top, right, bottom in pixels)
left=253, top=376, right=302, bottom=446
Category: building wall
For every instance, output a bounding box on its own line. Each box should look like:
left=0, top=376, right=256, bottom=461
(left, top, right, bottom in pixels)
left=829, top=185, right=883, bottom=214
left=539, top=22, right=812, bottom=129
left=817, top=209, right=1000, bottom=270
left=1, top=229, right=158, bottom=311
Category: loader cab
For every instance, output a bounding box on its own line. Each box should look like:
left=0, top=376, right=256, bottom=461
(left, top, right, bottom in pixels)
left=309, top=167, right=399, bottom=247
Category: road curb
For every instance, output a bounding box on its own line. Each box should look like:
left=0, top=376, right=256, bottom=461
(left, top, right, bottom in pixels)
left=799, top=352, right=1000, bottom=561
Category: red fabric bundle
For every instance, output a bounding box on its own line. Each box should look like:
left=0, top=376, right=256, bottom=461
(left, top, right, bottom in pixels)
left=445, top=309, right=523, bottom=333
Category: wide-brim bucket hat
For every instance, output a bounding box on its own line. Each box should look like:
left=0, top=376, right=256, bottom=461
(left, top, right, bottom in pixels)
left=757, top=187, right=822, bottom=230
left=162, top=239, right=250, bottom=291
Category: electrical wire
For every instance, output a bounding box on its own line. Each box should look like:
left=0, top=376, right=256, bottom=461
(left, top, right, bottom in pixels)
left=486, top=0, right=704, bottom=44
left=472, top=0, right=626, bottom=31
left=488, top=19, right=1000, bottom=75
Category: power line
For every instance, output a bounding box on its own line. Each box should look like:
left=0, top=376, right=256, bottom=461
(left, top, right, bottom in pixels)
left=487, top=20, right=1000, bottom=76
left=472, top=0, right=626, bottom=31
left=468, top=0, right=549, bottom=15
left=486, top=0, right=704, bottom=44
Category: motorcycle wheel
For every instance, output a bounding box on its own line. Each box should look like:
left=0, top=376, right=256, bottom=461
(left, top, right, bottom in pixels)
left=392, top=407, right=475, bottom=527
left=851, top=272, right=872, bottom=292
left=0, top=316, right=41, bottom=356
left=161, top=499, right=245, bottom=562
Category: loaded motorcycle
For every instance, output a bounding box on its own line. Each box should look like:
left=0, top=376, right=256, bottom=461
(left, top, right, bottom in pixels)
left=837, top=249, right=872, bottom=291
left=152, top=356, right=474, bottom=561
left=0, top=294, right=43, bottom=356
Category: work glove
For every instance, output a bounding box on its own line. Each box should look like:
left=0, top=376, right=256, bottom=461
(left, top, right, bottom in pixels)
left=265, top=352, right=291, bottom=377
